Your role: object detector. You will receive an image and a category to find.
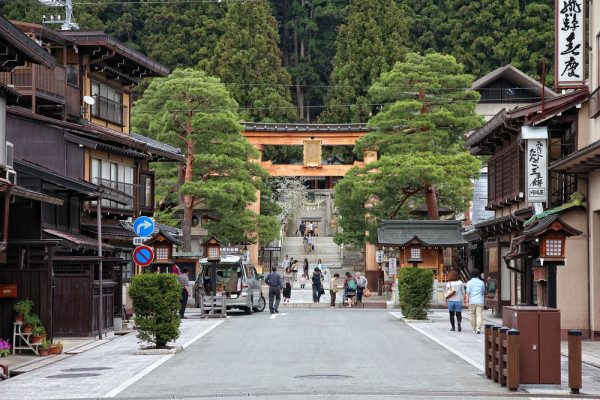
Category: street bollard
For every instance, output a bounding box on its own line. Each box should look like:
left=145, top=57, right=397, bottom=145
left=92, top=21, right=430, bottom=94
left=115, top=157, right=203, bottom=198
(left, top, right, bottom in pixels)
left=498, top=327, right=510, bottom=386
left=568, top=330, right=582, bottom=394
left=491, top=325, right=501, bottom=382
left=484, top=323, right=495, bottom=379
left=506, top=329, right=520, bottom=391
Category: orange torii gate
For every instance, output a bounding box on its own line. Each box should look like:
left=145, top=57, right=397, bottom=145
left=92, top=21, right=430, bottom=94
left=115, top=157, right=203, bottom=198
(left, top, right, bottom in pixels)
left=241, top=122, right=380, bottom=278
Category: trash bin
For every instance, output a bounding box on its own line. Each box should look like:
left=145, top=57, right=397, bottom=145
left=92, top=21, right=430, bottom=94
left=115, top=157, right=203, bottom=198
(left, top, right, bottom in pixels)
left=502, top=306, right=561, bottom=384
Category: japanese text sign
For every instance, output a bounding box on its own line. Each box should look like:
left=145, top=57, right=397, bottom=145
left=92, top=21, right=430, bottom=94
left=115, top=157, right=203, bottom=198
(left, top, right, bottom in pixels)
left=523, top=126, right=548, bottom=204
left=555, top=0, right=585, bottom=88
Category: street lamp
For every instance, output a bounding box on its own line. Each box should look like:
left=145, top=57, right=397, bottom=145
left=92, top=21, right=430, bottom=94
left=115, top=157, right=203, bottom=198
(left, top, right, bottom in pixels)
left=203, top=237, right=221, bottom=296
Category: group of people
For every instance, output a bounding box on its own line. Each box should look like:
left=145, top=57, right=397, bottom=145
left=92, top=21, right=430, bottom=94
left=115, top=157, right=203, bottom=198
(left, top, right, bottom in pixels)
left=299, top=222, right=316, bottom=254
left=444, top=269, right=486, bottom=333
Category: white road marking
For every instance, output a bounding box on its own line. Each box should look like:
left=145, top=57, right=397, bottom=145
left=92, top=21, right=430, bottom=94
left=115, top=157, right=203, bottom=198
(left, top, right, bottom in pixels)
left=270, top=312, right=289, bottom=319
left=389, top=312, right=484, bottom=371
left=103, top=319, right=227, bottom=398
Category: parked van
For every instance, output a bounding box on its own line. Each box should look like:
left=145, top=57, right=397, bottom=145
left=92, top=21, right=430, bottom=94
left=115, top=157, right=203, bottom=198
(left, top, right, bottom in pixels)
left=193, top=255, right=265, bottom=314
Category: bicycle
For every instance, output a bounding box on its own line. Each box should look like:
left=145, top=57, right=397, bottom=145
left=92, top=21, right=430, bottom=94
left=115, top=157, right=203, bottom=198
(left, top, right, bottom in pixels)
left=382, top=280, right=393, bottom=298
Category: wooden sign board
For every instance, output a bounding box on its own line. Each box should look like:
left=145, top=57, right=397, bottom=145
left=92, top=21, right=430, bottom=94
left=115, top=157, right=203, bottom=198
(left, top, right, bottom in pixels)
left=303, top=139, right=322, bottom=167
left=0, top=284, right=17, bottom=298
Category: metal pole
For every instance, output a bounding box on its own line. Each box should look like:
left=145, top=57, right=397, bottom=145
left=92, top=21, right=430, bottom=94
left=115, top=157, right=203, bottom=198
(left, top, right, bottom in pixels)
left=269, top=251, right=272, bottom=273
left=97, top=198, right=103, bottom=339
left=211, top=260, right=217, bottom=297
left=547, top=263, right=557, bottom=308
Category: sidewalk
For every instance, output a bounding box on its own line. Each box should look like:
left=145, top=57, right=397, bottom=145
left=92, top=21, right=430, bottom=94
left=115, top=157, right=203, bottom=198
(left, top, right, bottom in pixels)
left=393, top=308, right=600, bottom=396
left=0, top=313, right=224, bottom=400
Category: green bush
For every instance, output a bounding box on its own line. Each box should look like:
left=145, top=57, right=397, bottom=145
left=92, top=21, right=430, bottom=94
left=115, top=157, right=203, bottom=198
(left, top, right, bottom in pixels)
left=129, top=273, right=181, bottom=348
left=397, top=268, right=434, bottom=320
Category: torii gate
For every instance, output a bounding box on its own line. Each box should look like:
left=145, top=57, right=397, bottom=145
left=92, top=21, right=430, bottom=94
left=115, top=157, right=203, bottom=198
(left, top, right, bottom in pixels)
left=241, top=122, right=379, bottom=280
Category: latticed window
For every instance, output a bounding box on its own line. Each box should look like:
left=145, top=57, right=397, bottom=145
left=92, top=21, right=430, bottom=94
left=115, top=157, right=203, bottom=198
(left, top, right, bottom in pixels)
left=410, top=248, right=421, bottom=259
left=544, top=239, right=562, bottom=257
left=155, top=247, right=169, bottom=261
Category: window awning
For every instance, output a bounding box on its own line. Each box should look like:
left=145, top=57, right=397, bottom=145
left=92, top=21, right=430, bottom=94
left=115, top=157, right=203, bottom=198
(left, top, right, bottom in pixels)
left=43, top=228, right=115, bottom=252
left=11, top=185, right=63, bottom=205
left=549, top=139, right=600, bottom=174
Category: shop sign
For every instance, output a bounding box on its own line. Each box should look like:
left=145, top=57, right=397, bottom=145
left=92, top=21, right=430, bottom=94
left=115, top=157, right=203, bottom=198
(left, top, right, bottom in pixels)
left=523, top=127, right=548, bottom=204
left=555, top=0, right=585, bottom=88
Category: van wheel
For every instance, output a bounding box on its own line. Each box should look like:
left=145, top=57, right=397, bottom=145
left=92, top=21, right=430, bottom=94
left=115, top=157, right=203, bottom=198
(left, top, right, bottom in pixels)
left=245, top=297, right=254, bottom=315
left=254, top=295, right=266, bottom=312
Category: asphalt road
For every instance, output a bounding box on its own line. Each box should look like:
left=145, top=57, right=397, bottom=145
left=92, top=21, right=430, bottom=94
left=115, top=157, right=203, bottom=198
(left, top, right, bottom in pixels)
left=118, top=309, right=509, bottom=399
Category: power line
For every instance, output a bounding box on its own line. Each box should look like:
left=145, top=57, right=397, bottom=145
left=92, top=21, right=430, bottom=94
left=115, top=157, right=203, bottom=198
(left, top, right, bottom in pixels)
left=71, top=0, right=256, bottom=4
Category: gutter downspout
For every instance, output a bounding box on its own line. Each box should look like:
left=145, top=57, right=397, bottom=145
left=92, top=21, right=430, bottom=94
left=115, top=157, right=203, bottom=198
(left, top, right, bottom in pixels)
left=0, top=177, right=13, bottom=252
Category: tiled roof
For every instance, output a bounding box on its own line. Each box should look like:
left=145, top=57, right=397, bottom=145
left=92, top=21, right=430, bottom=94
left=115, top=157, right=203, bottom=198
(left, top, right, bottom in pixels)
left=43, top=229, right=115, bottom=252
left=129, top=133, right=183, bottom=158
left=242, top=122, right=369, bottom=132
left=377, top=220, right=467, bottom=247
left=523, top=214, right=582, bottom=236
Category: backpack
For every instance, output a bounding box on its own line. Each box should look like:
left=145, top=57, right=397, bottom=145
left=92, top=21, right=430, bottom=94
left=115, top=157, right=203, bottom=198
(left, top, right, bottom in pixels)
left=347, top=278, right=356, bottom=291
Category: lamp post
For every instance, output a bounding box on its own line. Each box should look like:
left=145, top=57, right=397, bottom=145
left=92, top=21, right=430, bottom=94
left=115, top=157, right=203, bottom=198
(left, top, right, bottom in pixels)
left=204, top=238, right=221, bottom=296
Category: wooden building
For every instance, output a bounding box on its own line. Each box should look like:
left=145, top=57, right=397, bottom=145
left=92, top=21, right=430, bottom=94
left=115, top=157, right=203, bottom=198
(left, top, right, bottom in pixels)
left=0, top=19, right=183, bottom=339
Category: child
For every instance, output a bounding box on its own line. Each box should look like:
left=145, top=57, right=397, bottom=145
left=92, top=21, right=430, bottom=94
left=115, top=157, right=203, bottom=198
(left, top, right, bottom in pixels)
left=300, top=274, right=307, bottom=289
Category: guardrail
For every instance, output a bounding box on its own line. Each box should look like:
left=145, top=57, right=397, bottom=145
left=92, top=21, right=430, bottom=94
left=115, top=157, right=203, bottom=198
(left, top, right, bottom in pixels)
left=485, top=324, right=519, bottom=390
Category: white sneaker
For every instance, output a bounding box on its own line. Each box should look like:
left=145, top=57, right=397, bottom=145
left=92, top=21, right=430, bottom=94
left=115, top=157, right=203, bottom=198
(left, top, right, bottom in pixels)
left=476, top=329, right=481, bottom=334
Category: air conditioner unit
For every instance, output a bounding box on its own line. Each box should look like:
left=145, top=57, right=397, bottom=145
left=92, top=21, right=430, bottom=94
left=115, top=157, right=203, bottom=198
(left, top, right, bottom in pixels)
left=6, top=169, right=16, bottom=185
left=5, top=142, right=13, bottom=170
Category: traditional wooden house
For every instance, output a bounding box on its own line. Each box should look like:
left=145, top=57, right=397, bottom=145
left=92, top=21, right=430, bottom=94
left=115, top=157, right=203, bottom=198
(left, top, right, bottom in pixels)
left=0, top=20, right=183, bottom=339
left=465, top=89, right=590, bottom=338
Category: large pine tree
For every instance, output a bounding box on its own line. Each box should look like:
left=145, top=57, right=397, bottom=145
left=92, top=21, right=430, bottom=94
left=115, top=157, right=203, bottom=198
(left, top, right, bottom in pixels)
left=319, top=0, right=408, bottom=123
left=206, top=0, right=297, bottom=123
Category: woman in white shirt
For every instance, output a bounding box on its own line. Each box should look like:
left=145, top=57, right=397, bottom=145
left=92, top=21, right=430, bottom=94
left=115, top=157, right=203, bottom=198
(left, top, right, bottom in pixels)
left=444, top=270, right=465, bottom=332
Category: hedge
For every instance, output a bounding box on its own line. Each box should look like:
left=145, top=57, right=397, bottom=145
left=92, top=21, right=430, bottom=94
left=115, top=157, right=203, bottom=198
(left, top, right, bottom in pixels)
left=397, top=267, right=434, bottom=320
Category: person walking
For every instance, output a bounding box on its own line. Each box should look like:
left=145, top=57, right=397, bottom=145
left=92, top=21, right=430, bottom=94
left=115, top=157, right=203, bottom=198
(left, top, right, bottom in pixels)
left=444, top=270, right=465, bottom=331
left=282, top=255, right=290, bottom=270
left=265, top=266, right=283, bottom=314
left=302, top=236, right=309, bottom=254
left=355, top=272, right=368, bottom=303
left=465, top=268, right=486, bottom=334
left=178, top=268, right=191, bottom=318
left=311, top=267, right=323, bottom=303
left=329, top=273, right=340, bottom=308
left=299, top=221, right=306, bottom=237
left=308, top=222, right=314, bottom=236
left=291, top=259, right=298, bottom=282
left=344, top=271, right=357, bottom=308
left=282, top=266, right=293, bottom=302
left=303, top=258, right=309, bottom=281
left=307, top=235, right=314, bottom=253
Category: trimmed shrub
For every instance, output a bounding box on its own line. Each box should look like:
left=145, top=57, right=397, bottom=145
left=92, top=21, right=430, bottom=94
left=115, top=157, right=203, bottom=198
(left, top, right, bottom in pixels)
left=397, top=267, right=434, bottom=320
left=129, top=273, right=181, bottom=348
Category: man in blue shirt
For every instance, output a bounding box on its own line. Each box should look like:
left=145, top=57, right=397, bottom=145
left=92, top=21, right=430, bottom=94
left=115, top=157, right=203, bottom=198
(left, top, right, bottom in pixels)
left=265, top=266, right=283, bottom=314
left=465, top=268, right=486, bottom=334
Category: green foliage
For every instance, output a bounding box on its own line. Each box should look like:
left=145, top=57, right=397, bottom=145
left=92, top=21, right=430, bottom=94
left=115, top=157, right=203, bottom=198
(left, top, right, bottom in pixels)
left=23, top=313, right=41, bottom=327
left=41, top=338, right=52, bottom=350
left=129, top=273, right=181, bottom=349
left=397, top=268, right=434, bottom=320
left=206, top=0, right=297, bottom=123
left=334, top=54, right=482, bottom=247
left=31, top=325, right=46, bottom=336
left=319, top=0, right=408, bottom=123
left=132, top=69, right=280, bottom=250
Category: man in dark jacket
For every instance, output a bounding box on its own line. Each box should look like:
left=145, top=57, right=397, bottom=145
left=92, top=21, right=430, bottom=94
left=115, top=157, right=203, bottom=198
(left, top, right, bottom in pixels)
left=265, top=266, right=283, bottom=314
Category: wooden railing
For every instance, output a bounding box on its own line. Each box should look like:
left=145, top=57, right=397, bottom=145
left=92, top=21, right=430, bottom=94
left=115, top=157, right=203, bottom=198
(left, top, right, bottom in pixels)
left=66, top=83, right=81, bottom=117
left=0, top=64, right=66, bottom=101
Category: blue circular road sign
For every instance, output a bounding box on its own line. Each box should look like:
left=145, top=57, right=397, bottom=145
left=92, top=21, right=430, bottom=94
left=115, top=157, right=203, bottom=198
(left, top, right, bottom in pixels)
left=133, top=216, right=155, bottom=237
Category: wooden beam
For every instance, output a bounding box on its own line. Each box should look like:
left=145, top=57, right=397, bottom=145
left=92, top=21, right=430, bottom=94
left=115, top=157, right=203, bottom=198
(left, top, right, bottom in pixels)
left=244, top=130, right=367, bottom=146
left=261, top=162, right=364, bottom=176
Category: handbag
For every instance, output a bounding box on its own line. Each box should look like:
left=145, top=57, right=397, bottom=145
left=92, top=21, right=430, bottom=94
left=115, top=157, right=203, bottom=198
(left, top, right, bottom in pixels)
left=320, top=287, right=325, bottom=295
left=445, top=283, right=456, bottom=299
left=364, top=288, right=372, bottom=298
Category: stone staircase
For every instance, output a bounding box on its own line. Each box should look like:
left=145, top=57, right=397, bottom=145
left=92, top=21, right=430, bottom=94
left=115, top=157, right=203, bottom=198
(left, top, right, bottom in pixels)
left=281, top=236, right=343, bottom=272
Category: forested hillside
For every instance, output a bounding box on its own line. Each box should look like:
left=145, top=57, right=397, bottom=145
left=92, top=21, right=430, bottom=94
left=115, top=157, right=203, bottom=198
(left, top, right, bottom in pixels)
left=1, top=0, right=555, bottom=123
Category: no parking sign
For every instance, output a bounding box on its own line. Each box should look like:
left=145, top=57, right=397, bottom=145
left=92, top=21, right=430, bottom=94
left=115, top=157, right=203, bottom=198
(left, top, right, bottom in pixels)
left=133, top=245, right=154, bottom=266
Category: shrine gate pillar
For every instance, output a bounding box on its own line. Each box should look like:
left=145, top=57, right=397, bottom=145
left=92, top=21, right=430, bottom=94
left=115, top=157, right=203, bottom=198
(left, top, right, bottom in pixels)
left=363, top=149, right=380, bottom=291
left=247, top=145, right=263, bottom=266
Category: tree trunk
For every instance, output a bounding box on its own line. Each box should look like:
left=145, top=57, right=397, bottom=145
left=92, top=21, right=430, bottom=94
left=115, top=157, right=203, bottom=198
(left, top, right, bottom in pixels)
left=424, top=182, right=440, bottom=220
left=294, top=19, right=304, bottom=120
left=182, top=195, right=193, bottom=252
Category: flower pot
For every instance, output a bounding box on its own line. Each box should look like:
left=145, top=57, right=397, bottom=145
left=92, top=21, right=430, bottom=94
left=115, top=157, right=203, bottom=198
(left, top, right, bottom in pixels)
left=39, top=348, right=49, bottom=356
left=31, top=335, right=43, bottom=344
left=15, top=315, right=24, bottom=323
left=50, top=346, right=62, bottom=354
left=23, top=325, right=33, bottom=334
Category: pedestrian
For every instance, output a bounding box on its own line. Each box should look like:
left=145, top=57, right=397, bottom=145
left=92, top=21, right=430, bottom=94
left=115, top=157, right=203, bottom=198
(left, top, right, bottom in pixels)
left=283, top=266, right=293, bottom=302
left=178, top=268, right=191, bottom=319
left=303, top=258, right=309, bottom=280
left=265, top=266, right=283, bottom=314
left=291, top=260, right=298, bottom=282
left=302, top=236, right=309, bottom=254
left=307, top=235, right=314, bottom=253
left=282, top=255, right=290, bottom=270
left=465, top=268, right=486, bottom=334
left=329, top=273, right=340, bottom=308
left=172, top=263, right=180, bottom=275
left=311, top=267, right=323, bottom=303
left=355, top=272, right=368, bottom=303
left=344, top=271, right=357, bottom=308
left=299, top=221, right=306, bottom=237
left=444, top=270, right=465, bottom=332
left=309, top=222, right=315, bottom=236
left=300, top=274, right=307, bottom=289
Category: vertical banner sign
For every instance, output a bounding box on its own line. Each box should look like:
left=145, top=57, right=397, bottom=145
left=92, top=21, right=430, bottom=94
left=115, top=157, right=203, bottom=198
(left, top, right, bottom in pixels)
left=555, top=0, right=585, bottom=88
left=388, top=257, right=397, bottom=275
left=522, top=127, right=548, bottom=204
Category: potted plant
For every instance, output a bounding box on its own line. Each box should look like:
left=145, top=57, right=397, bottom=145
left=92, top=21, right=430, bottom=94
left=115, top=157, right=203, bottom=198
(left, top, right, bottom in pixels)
left=13, top=298, right=33, bottom=322
left=31, top=325, right=45, bottom=344
left=0, top=339, right=10, bottom=357
left=22, top=314, right=41, bottom=334
left=39, top=339, right=51, bottom=356
left=51, top=341, right=63, bottom=354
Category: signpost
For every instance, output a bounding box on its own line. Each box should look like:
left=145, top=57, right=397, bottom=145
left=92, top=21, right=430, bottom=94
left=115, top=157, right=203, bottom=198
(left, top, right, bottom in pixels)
left=133, top=216, right=154, bottom=237
left=133, top=245, right=154, bottom=267
left=260, top=246, right=281, bottom=272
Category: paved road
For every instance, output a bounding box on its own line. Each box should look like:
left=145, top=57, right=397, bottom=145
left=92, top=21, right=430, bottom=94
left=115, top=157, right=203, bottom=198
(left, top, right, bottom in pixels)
left=118, top=309, right=507, bottom=399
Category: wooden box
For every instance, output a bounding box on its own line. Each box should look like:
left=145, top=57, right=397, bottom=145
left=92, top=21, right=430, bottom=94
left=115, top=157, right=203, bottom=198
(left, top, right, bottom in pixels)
left=532, top=267, right=547, bottom=281
left=0, top=284, right=17, bottom=298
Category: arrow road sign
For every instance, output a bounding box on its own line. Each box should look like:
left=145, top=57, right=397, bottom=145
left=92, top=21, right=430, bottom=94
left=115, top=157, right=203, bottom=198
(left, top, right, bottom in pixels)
left=133, top=216, right=154, bottom=237
left=133, top=245, right=154, bottom=267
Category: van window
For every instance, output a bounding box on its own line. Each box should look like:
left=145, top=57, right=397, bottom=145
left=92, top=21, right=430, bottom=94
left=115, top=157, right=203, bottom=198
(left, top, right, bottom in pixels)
left=201, top=262, right=242, bottom=292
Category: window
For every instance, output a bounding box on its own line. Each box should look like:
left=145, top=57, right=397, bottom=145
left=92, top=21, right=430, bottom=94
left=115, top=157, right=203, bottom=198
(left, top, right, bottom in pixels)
left=410, top=248, right=421, bottom=259
left=66, top=65, right=78, bottom=86
left=91, top=81, right=125, bottom=125
left=122, top=252, right=133, bottom=281
left=155, top=247, right=169, bottom=261
left=139, top=172, right=154, bottom=210
left=90, top=157, right=135, bottom=210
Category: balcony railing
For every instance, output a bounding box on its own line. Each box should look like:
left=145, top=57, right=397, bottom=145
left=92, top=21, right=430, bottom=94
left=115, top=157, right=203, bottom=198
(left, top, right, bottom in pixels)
left=66, top=84, right=81, bottom=118
left=91, top=178, right=137, bottom=211
left=91, top=95, right=127, bottom=126
left=0, top=64, right=66, bottom=101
